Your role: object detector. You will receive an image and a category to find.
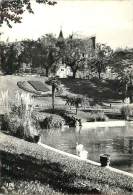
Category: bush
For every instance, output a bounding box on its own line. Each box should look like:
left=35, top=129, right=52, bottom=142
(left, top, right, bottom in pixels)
left=120, top=104, right=133, bottom=120
left=1, top=113, right=40, bottom=143
left=0, top=113, right=24, bottom=136
left=86, top=111, right=108, bottom=122
left=0, top=114, right=10, bottom=131
left=39, top=115, right=64, bottom=129
left=53, top=109, right=81, bottom=127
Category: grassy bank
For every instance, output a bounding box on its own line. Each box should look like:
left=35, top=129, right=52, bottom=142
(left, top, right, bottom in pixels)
left=0, top=176, right=69, bottom=195
left=60, top=78, right=121, bottom=101
left=0, top=132, right=133, bottom=194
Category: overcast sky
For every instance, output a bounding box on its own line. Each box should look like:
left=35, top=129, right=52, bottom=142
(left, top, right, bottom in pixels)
left=1, top=0, right=133, bottom=49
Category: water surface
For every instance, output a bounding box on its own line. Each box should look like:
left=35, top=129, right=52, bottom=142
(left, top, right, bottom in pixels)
left=41, top=123, right=133, bottom=173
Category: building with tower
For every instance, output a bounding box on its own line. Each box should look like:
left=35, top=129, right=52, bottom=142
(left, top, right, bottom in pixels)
left=56, top=29, right=96, bottom=78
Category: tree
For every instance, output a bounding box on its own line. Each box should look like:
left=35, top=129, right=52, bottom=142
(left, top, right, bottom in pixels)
left=63, top=38, right=86, bottom=78
left=0, top=41, right=7, bottom=71
left=65, top=96, right=83, bottom=115
left=47, top=77, right=61, bottom=110
left=19, top=39, right=37, bottom=68
left=111, top=49, right=133, bottom=102
left=0, top=41, right=19, bottom=74
left=38, top=34, right=60, bottom=77
left=0, top=0, right=56, bottom=28
left=90, top=43, right=113, bottom=79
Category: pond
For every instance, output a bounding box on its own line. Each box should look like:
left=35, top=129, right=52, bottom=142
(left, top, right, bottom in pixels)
left=40, top=123, right=133, bottom=174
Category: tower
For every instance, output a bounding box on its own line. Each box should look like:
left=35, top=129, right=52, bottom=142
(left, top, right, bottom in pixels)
left=56, top=29, right=65, bottom=49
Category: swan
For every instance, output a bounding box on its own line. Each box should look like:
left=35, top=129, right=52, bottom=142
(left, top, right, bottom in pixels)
left=79, top=149, right=88, bottom=159
left=76, top=142, right=84, bottom=156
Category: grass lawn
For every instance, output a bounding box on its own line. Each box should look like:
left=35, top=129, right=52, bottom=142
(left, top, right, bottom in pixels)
left=0, top=75, right=130, bottom=194
left=0, top=75, right=65, bottom=113
left=60, top=78, right=122, bottom=103
left=0, top=75, right=123, bottom=117
left=1, top=176, right=69, bottom=195
left=1, top=132, right=132, bottom=195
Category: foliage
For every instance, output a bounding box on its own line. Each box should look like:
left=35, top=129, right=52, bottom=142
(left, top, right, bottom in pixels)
left=1, top=113, right=25, bottom=137
left=37, top=34, right=60, bottom=76
left=111, top=48, right=133, bottom=102
left=86, top=111, right=108, bottom=122
left=65, top=95, right=83, bottom=114
left=0, top=0, right=57, bottom=28
left=0, top=91, right=40, bottom=142
left=0, top=42, right=20, bottom=74
left=120, top=104, right=133, bottom=120
left=39, top=115, right=63, bottom=129
left=0, top=90, right=10, bottom=114
left=18, top=40, right=36, bottom=67
left=89, top=43, right=113, bottom=79
left=63, top=38, right=87, bottom=78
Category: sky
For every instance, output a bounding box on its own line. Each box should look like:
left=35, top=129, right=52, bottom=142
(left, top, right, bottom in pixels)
left=0, top=0, right=133, bottom=49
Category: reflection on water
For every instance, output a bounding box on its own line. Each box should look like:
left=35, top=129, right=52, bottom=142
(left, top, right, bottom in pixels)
left=41, top=123, right=133, bottom=173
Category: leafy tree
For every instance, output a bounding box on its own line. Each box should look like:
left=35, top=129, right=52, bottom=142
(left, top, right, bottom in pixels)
left=90, top=43, right=113, bottom=79
left=19, top=39, right=36, bottom=66
left=0, top=41, right=7, bottom=71
left=15, top=39, right=44, bottom=71
left=0, top=42, right=19, bottom=74
left=38, top=34, right=60, bottom=76
left=111, top=49, right=133, bottom=102
left=65, top=96, right=83, bottom=114
left=63, top=38, right=86, bottom=78
left=0, top=0, right=56, bottom=28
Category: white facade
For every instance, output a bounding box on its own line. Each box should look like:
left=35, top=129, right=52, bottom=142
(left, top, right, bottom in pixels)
left=56, top=65, right=73, bottom=78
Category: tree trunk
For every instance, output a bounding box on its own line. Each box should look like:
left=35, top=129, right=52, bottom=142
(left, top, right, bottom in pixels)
left=46, top=68, right=49, bottom=77
left=98, top=71, right=101, bottom=79
left=76, top=107, right=78, bottom=115
left=72, top=70, right=77, bottom=79
left=129, top=95, right=133, bottom=103
left=52, top=85, right=55, bottom=110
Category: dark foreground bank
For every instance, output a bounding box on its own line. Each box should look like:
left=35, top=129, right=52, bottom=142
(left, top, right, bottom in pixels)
left=0, top=132, right=133, bottom=195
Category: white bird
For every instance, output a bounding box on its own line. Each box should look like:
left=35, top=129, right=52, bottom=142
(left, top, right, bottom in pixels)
left=76, top=142, right=84, bottom=156
left=79, top=149, right=88, bottom=159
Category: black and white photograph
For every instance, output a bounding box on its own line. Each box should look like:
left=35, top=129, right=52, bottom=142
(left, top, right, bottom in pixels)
left=0, top=0, right=133, bottom=194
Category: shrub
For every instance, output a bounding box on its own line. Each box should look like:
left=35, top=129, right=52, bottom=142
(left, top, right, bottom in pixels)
left=0, top=113, right=24, bottom=136
left=65, top=95, right=83, bottom=114
left=39, top=115, right=64, bottom=129
left=86, top=111, right=108, bottom=122
left=0, top=114, right=10, bottom=131
left=0, top=91, right=40, bottom=143
left=120, top=104, right=133, bottom=120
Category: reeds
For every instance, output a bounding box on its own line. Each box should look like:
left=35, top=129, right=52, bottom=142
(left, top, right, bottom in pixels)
left=14, top=91, right=34, bottom=120
left=0, top=90, right=10, bottom=114
left=0, top=90, right=38, bottom=141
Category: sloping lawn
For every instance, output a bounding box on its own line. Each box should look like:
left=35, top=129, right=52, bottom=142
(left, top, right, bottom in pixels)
left=60, top=78, right=122, bottom=102
left=1, top=132, right=133, bottom=195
